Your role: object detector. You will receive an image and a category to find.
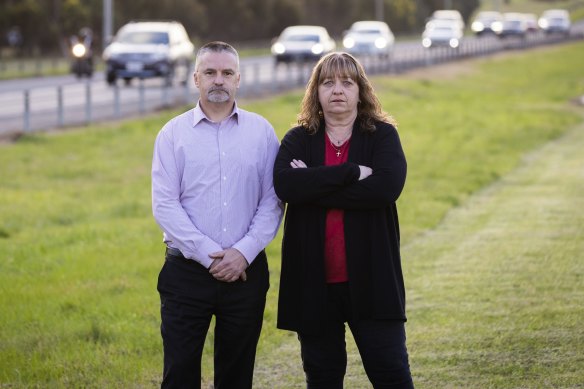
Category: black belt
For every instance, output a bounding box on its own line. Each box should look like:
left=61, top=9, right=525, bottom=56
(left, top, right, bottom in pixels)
left=165, top=246, right=184, bottom=258
left=165, top=246, right=202, bottom=268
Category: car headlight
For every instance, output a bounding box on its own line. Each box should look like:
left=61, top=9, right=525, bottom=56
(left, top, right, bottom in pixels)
left=272, top=42, right=286, bottom=55
left=375, top=37, right=387, bottom=49
left=343, top=37, right=355, bottom=49
left=311, top=43, right=324, bottom=55
left=472, top=21, right=484, bottom=32
left=422, top=38, right=432, bottom=48
left=492, top=21, right=503, bottom=33
left=449, top=38, right=459, bottom=48
left=538, top=19, right=549, bottom=29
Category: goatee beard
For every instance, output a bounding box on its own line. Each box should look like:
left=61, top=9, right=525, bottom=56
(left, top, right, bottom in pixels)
left=208, top=89, right=229, bottom=103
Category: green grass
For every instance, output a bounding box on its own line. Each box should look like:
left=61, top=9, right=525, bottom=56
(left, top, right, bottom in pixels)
left=476, top=0, right=584, bottom=14
left=0, top=41, right=583, bottom=387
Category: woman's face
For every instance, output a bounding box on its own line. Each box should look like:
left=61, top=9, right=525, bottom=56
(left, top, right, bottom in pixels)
left=318, top=75, right=360, bottom=118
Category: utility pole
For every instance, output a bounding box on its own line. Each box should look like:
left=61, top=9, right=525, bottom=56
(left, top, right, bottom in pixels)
left=103, top=0, right=113, bottom=50
left=375, top=0, right=384, bottom=21
left=493, top=0, right=501, bottom=12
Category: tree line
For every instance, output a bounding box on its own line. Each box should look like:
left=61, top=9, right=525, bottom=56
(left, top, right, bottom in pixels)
left=0, top=0, right=482, bottom=55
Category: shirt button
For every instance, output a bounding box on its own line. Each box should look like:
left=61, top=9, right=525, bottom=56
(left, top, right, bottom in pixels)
left=222, top=152, right=226, bottom=156
left=223, top=176, right=226, bottom=180
left=223, top=202, right=227, bottom=206
left=223, top=228, right=227, bottom=232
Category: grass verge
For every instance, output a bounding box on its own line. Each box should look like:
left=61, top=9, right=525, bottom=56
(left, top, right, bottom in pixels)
left=0, top=41, right=582, bottom=387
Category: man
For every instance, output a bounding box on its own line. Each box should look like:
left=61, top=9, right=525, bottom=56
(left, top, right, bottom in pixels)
left=152, top=41, right=283, bottom=388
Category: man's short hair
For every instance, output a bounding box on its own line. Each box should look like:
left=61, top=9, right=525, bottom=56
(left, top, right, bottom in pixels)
left=195, top=41, right=239, bottom=71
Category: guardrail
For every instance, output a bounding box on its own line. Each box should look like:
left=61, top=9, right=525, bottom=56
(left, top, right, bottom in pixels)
left=0, top=30, right=582, bottom=138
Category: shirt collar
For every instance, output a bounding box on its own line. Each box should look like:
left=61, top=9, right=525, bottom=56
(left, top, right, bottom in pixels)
left=192, top=101, right=240, bottom=126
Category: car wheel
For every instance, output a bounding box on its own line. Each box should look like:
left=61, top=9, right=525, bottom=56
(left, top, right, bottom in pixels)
left=106, top=72, right=116, bottom=85
left=124, top=77, right=132, bottom=86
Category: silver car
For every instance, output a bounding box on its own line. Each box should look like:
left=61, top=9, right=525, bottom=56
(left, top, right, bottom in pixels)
left=471, top=11, right=503, bottom=36
left=538, top=9, right=571, bottom=36
left=103, top=21, right=195, bottom=86
left=422, top=20, right=463, bottom=49
left=271, top=25, right=336, bottom=64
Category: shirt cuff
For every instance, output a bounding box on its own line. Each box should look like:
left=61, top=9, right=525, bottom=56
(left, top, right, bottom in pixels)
left=181, top=238, right=223, bottom=269
left=232, top=235, right=262, bottom=265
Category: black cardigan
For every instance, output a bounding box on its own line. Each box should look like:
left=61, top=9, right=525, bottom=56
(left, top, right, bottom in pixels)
left=273, top=120, right=408, bottom=335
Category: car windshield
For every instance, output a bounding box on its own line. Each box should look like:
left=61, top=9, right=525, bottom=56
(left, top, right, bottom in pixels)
left=353, top=29, right=382, bottom=34
left=117, top=31, right=169, bottom=45
left=505, top=20, right=521, bottom=26
left=283, top=34, right=320, bottom=42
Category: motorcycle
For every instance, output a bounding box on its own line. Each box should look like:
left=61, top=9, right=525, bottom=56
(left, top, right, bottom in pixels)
left=70, top=28, right=94, bottom=78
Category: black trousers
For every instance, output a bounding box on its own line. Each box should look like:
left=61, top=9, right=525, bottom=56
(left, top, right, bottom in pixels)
left=157, top=249, right=269, bottom=389
left=298, top=283, right=414, bottom=389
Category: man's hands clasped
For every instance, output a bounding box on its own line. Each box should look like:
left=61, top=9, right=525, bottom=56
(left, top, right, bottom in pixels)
left=209, top=248, right=248, bottom=282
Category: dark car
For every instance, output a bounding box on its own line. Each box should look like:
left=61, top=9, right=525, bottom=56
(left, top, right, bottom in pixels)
left=102, top=21, right=195, bottom=86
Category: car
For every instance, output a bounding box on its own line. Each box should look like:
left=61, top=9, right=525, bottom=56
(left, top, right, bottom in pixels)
left=342, top=21, right=395, bottom=58
left=102, top=21, right=195, bottom=86
left=271, top=25, right=336, bottom=64
left=428, top=9, right=465, bottom=30
left=498, top=13, right=529, bottom=38
left=471, top=11, right=503, bottom=36
left=422, top=20, right=463, bottom=49
left=538, top=9, right=571, bottom=36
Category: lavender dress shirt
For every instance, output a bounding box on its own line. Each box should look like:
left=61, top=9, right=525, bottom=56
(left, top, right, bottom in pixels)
left=152, top=102, right=284, bottom=268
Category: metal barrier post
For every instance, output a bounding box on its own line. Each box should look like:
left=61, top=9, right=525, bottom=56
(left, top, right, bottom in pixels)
left=24, top=90, right=30, bottom=132
left=253, top=63, right=261, bottom=95
left=85, top=80, right=92, bottom=124
left=162, top=83, right=169, bottom=107
left=184, top=82, right=191, bottom=105
left=139, top=78, right=145, bottom=114
left=114, top=83, right=121, bottom=117
left=57, top=86, right=64, bottom=127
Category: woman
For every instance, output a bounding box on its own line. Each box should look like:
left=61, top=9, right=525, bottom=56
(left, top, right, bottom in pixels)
left=273, top=52, right=413, bottom=388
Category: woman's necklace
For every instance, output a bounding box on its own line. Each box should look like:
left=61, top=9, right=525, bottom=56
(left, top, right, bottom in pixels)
left=326, top=130, right=352, bottom=157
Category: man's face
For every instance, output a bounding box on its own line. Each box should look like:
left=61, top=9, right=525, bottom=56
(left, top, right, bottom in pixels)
left=194, top=51, right=240, bottom=104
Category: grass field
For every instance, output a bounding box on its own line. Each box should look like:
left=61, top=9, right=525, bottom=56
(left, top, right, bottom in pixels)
left=0, top=40, right=583, bottom=388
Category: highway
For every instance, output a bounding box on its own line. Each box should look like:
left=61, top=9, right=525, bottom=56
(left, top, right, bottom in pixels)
left=0, top=29, right=581, bottom=138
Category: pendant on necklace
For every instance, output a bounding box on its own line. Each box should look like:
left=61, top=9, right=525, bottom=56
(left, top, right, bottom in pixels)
left=336, top=150, right=341, bottom=157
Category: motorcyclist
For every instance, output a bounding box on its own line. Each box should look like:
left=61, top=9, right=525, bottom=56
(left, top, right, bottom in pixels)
left=70, top=27, right=94, bottom=77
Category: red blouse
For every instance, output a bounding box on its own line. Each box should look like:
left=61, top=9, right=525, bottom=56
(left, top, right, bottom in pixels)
left=324, top=135, right=351, bottom=283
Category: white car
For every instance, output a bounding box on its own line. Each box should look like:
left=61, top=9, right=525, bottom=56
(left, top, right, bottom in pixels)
left=271, top=25, right=336, bottom=64
left=342, top=21, right=395, bottom=58
left=471, top=11, right=503, bottom=35
left=538, top=9, right=571, bottom=35
left=103, top=21, right=195, bottom=86
left=428, top=9, right=465, bottom=31
left=422, top=20, right=463, bottom=49
left=498, top=13, right=529, bottom=38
